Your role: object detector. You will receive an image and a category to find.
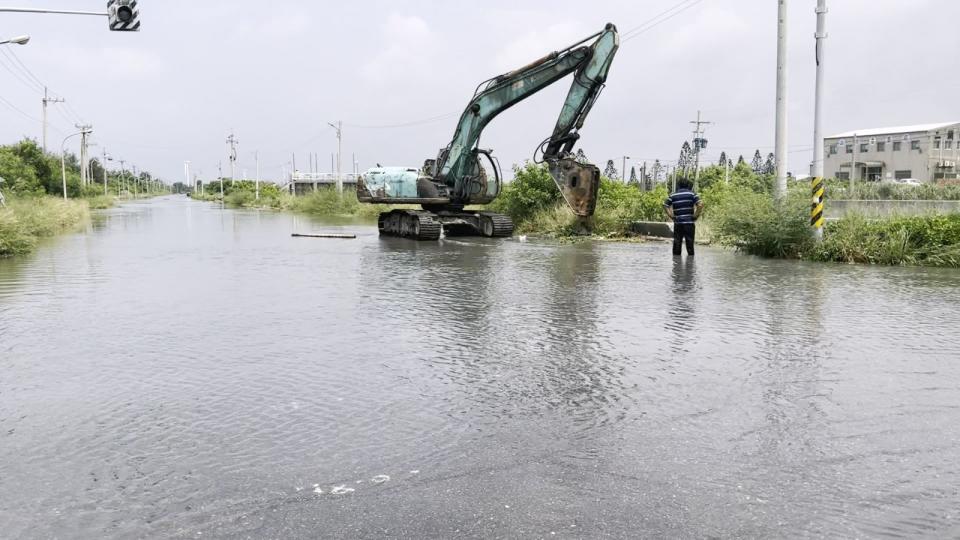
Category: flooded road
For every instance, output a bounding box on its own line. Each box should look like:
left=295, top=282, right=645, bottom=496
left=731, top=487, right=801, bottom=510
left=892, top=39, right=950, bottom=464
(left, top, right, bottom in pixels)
left=2, top=196, right=960, bottom=538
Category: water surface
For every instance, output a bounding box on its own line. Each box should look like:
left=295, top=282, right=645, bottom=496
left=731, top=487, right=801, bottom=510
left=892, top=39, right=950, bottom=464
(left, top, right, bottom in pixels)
left=2, top=196, right=959, bottom=538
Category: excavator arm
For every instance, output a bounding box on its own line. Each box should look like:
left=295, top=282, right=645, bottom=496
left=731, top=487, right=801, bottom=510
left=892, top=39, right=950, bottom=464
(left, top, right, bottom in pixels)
left=436, top=23, right=619, bottom=215
left=358, top=24, right=619, bottom=240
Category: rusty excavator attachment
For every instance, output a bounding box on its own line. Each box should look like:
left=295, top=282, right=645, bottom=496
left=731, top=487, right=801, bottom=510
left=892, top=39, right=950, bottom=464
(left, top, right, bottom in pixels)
left=548, top=157, right=601, bottom=217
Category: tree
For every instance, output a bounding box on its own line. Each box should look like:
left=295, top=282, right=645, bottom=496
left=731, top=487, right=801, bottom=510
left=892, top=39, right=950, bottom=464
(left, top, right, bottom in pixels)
left=678, top=141, right=693, bottom=173
left=763, top=153, right=776, bottom=175
left=628, top=166, right=638, bottom=185
left=603, top=159, right=618, bottom=180
left=737, top=155, right=746, bottom=166
left=718, top=151, right=728, bottom=167
left=575, top=148, right=588, bottom=163
left=651, top=160, right=664, bottom=183
left=751, top=150, right=764, bottom=174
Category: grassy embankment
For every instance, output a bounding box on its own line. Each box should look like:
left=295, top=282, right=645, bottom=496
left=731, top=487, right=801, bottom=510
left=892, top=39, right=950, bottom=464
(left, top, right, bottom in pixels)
left=0, top=196, right=90, bottom=257
left=493, top=162, right=960, bottom=268
left=190, top=179, right=407, bottom=218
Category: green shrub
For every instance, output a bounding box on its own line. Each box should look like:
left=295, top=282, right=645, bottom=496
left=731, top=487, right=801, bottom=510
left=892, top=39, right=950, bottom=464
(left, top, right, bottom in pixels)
left=487, top=162, right=563, bottom=224
left=708, top=187, right=814, bottom=258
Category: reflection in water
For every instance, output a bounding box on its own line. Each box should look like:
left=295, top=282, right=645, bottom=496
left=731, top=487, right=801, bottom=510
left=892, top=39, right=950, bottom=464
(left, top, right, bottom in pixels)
left=666, top=255, right=698, bottom=353
left=2, top=197, right=960, bottom=538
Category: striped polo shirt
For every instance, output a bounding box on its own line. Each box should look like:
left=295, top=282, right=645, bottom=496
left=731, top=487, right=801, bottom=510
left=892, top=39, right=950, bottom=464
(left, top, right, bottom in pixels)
left=664, top=188, right=701, bottom=224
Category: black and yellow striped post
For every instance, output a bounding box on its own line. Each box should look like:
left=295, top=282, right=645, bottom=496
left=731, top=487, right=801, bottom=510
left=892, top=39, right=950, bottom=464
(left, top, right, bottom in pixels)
left=811, top=177, right=825, bottom=239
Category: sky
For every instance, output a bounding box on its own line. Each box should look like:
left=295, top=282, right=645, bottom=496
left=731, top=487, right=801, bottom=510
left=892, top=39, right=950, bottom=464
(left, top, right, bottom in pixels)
left=1, top=0, right=959, bottom=184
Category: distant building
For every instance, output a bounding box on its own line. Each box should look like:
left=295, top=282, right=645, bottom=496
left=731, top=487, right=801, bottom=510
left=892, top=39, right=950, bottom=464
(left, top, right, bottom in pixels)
left=287, top=172, right=359, bottom=195
left=823, top=122, right=960, bottom=183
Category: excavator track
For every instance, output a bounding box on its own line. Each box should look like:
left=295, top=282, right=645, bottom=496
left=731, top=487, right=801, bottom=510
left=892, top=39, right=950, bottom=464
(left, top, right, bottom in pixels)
left=479, top=212, right=514, bottom=237
left=378, top=210, right=441, bottom=241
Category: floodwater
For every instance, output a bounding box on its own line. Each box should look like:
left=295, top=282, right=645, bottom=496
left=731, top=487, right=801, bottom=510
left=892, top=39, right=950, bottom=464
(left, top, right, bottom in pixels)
left=2, top=196, right=960, bottom=539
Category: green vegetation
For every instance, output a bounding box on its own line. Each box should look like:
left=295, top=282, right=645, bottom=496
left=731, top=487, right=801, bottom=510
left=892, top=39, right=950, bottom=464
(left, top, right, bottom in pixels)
left=493, top=161, right=960, bottom=267
left=191, top=180, right=398, bottom=218
left=0, top=196, right=90, bottom=257
left=487, top=162, right=669, bottom=237
left=0, top=138, right=170, bottom=256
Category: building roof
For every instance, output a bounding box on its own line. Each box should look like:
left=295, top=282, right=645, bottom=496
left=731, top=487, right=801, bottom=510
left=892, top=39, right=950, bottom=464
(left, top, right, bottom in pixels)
left=827, top=122, right=959, bottom=139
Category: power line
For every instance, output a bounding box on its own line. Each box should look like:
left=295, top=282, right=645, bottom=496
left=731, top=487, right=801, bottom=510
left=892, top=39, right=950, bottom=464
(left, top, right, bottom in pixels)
left=622, top=0, right=707, bottom=42
left=0, top=47, right=44, bottom=93
left=0, top=93, right=41, bottom=122
left=2, top=46, right=47, bottom=90
left=345, top=111, right=461, bottom=129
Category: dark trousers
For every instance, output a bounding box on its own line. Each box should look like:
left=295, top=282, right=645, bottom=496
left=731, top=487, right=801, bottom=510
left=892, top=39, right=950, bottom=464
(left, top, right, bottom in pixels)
left=673, top=222, right=695, bottom=256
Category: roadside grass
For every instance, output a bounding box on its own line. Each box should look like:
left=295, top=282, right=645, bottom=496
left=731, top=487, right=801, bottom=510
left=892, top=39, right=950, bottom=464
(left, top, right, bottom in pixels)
left=0, top=196, right=90, bottom=257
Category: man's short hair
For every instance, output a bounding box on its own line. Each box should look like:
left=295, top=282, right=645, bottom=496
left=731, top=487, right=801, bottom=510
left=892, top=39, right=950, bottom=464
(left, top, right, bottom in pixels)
left=677, top=178, right=693, bottom=190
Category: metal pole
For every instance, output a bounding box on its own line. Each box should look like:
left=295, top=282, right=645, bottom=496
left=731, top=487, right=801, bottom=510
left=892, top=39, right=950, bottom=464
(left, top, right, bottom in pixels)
left=812, top=0, right=827, bottom=239
left=774, top=0, right=789, bottom=200
left=621, top=156, right=627, bottom=182
left=184, top=161, right=191, bottom=195
left=337, top=121, right=342, bottom=193
left=103, top=148, right=109, bottom=196
left=851, top=134, right=857, bottom=191
left=0, top=7, right=107, bottom=15
left=255, top=151, right=260, bottom=200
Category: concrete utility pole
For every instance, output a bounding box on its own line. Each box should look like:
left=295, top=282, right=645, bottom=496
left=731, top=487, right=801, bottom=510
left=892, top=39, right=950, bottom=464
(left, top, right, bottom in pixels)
left=218, top=161, right=224, bottom=199
left=118, top=159, right=126, bottom=196
left=226, top=132, right=238, bottom=185
left=102, top=148, right=111, bottom=195
left=255, top=151, right=260, bottom=200
left=774, top=0, right=789, bottom=200
left=184, top=161, right=191, bottom=195
left=328, top=121, right=342, bottom=192
left=811, top=0, right=828, bottom=239
left=850, top=134, right=858, bottom=191
left=42, top=87, right=64, bottom=153
left=621, top=156, right=630, bottom=182
left=690, top=110, right=711, bottom=189
left=74, top=124, right=92, bottom=187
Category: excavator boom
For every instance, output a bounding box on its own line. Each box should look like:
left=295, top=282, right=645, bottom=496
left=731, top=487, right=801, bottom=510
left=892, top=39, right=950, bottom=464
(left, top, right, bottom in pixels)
left=358, top=24, right=620, bottom=239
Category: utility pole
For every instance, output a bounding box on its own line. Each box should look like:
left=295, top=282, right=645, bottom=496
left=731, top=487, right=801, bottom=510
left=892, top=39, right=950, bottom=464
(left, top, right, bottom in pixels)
left=690, top=110, right=711, bottom=189
left=328, top=121, right=342, bottom=192
left=42, top=87, right=64, bottom=153
left=118, top=159, right=126, bottom=197
left=850, top=134, right=858, bottom=191
left=75, top=124, right=93, bottom=186
left=184, top=161, right=191, bottom=195
left=255, top=151, right=260, bottom=201
left=226, top=132, right=238, bottom=185
left=621, top=155, right=630, bottom=183
left=774, top=0, right=789, bottom=200
left=218, top=161, right=224, bottom=199
left=102, top=148, right=111, bottom=196
left=811, top=0, right=828, bottom=239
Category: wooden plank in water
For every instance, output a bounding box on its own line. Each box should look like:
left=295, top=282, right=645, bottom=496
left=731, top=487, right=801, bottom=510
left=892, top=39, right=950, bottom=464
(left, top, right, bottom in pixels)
left=291, top=233, right=356, bottom=239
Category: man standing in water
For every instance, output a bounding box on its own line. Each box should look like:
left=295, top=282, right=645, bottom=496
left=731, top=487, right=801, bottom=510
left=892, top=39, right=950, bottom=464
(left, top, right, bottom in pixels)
left=664, top=178, right=704, bottom=256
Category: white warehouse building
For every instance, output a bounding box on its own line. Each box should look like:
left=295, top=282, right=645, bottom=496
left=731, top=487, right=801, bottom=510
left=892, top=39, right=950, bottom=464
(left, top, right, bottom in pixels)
left=823, top=122, right=960, bottom=183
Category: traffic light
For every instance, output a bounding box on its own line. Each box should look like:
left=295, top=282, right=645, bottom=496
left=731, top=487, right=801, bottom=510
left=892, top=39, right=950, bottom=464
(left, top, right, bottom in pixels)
left=108, top=0, right=140, bottom=31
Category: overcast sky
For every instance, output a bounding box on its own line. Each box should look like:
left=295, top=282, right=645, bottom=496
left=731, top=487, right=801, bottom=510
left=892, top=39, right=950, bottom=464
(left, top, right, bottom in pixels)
left=2, top=0, right=958, bottom=183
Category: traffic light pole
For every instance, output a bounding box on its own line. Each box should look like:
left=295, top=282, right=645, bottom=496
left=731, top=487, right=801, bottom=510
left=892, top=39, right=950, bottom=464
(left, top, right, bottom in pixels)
left=0, top=8, right=107, bottom=15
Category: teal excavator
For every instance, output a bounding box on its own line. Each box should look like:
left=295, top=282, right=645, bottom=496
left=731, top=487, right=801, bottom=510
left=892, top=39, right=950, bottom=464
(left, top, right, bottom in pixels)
left=357, top=24, right=619, bottom=240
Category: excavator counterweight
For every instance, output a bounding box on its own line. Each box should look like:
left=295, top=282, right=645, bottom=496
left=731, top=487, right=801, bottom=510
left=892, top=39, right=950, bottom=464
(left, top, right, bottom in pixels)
left=358, top=24, right=619, bottom=240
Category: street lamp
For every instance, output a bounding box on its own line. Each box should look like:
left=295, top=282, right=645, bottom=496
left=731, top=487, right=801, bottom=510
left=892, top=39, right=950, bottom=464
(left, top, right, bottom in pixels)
left=0, top=35, right=30, bottom=45
left=103, top=150, right=113, bottom=196
left=622, top=155, right=631, bottom=182
left=61, top=131, right=85, bottom=199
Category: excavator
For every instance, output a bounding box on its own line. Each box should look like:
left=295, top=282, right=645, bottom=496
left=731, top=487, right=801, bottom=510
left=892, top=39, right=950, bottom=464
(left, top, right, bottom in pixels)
left=357, top=23, right=619, bottom=240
